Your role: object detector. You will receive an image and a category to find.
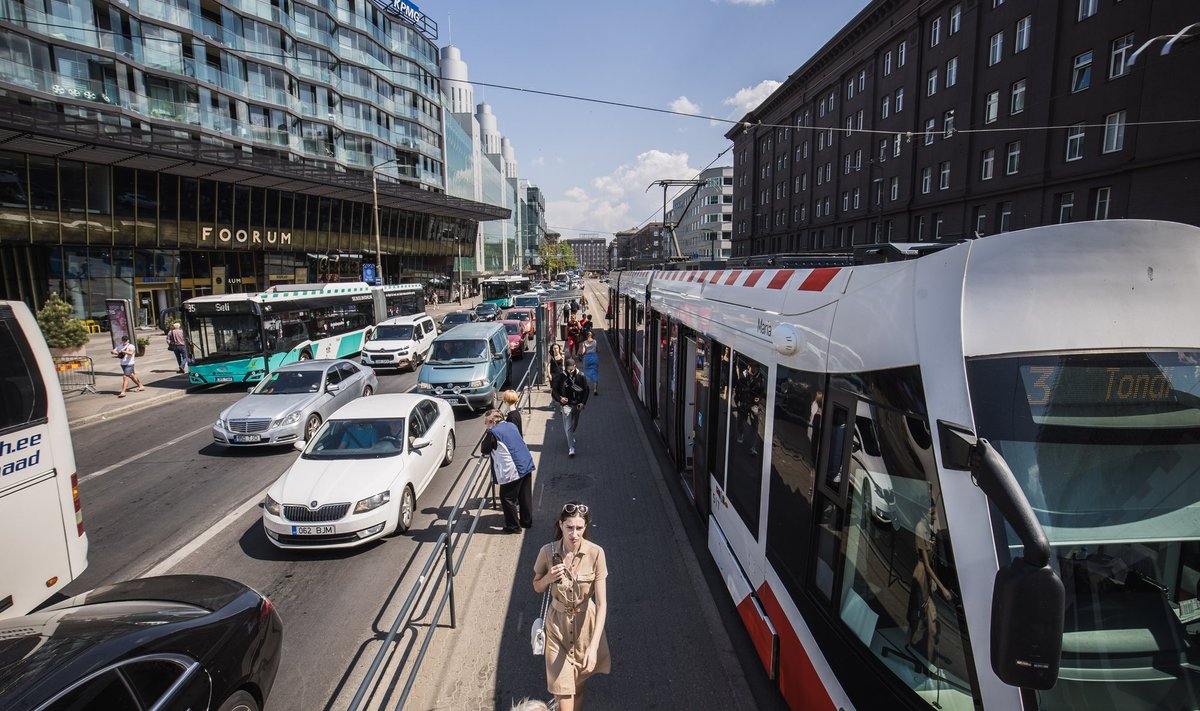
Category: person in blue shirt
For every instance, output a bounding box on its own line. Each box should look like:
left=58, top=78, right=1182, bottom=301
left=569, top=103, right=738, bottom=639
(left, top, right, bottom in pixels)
left=481, top=409, right=535, bottom=532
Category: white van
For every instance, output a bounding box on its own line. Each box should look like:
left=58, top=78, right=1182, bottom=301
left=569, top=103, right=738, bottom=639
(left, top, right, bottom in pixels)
left=360, top=313, right=437, bottom=371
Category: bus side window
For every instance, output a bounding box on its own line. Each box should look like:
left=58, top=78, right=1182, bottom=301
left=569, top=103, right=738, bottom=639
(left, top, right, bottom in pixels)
left=0, top=317, right=47, bottom=432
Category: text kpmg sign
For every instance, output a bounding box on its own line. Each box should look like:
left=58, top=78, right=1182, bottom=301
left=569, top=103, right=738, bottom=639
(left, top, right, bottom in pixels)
left=367, top=0, right=438, bottom=40
left=202, top=226, right=292, bottom=246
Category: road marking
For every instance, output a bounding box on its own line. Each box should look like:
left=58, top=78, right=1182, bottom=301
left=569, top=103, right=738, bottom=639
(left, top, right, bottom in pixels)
left=139, top=482, right=272, bottom=579
left=80, top=424, right=213, bottom=483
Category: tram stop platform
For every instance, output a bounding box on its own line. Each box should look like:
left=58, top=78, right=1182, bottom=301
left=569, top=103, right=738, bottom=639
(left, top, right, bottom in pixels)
left=391, top=294, right=788, bottom=710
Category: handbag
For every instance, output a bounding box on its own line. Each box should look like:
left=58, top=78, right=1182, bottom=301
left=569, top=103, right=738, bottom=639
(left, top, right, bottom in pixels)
left=531, top=585, right=550, bottom=655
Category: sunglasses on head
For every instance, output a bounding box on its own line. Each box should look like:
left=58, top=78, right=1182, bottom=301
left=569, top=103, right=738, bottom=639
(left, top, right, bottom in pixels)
left=562, top=503, right=589, bottom=515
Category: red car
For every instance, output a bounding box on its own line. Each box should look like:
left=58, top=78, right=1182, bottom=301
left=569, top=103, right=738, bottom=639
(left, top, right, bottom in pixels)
left=500, top=319, right=527, bottom=359
left=502, top=308, right=536, bottom=337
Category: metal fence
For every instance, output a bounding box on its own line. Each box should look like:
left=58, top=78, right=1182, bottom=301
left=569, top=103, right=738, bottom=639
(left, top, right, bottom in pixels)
left=348, top=343, right=542, bottom=711
left=54, top=356, right=97, bottom=394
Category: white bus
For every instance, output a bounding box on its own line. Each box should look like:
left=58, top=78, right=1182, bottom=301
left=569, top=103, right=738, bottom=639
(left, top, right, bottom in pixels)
left=0, top=301, right=88, bottom=619
left=609, top=220, right=1200, bottom=711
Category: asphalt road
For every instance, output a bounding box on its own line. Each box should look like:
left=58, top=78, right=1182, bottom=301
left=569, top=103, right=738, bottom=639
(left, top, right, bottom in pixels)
left=67, top=347, right=538, bottom=711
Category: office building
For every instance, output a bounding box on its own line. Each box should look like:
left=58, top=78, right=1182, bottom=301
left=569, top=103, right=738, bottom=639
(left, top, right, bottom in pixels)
left=666, top=166, right=733, bottom=260
left=565, top=236, right=607, bottom=272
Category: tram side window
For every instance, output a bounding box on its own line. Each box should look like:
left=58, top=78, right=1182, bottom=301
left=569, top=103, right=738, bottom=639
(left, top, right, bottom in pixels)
left=713, top=343, right=731, bottom=495
left=766, top=366, right=822, bottom=601
left=825, top=395, right=980, bottom=708
left=727, top=352, right=767, bottom=537
left=633, top=304, right=645, bottom=363
left=0, top=318, right=48, bottom=433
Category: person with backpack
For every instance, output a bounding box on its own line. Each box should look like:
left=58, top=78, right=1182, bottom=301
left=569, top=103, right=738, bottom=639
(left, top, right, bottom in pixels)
left=551, top=357, right=590, bottom=457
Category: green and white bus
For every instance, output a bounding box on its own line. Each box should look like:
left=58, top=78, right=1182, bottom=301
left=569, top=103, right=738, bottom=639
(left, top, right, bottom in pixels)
left=481, top=275, right=531, bottom=309
left=184, top=283, right=424, bottom=384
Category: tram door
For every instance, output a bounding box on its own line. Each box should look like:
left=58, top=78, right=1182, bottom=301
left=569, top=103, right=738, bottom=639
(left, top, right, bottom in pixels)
left=810, top=386, right=857, bottom=603
left=686, top=334, right=712, bottom=520
left=659, top=320, right=680, bottom=462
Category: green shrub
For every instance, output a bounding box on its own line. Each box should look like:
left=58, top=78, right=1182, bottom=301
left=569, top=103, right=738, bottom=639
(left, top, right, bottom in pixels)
left=36, top=292, right=90, bottom=349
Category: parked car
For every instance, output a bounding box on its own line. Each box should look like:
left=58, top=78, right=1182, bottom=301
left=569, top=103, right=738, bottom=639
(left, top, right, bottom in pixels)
left=499, top=320, right=527, bottom=359
left=473, top=302, right=501, bottom=321
left=361, top=314, right=437, bottom=371
left=502, top=307, right=536, bottom=337
left=262, top=394, right=456, bottom=548
left=0, top=575, right=282, bottom=711
left=438, top=310, right=477, bottom=334
left=416, top=322, right=511, bottom=412
left=212, top=360, right=377, bottom=446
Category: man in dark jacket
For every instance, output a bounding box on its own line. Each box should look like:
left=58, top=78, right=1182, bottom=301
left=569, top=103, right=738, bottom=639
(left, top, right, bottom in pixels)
left=551, top=357, right=590, bottom=457
left=480, top=409, right=535, bottom=532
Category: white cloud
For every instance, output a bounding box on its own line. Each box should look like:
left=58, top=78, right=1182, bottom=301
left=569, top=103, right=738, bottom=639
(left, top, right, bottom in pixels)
left=546, top=149, right=700, bottom=236
left=722, top=79, right=782, bottom=115
left=669, top=96, right=702, bottom=115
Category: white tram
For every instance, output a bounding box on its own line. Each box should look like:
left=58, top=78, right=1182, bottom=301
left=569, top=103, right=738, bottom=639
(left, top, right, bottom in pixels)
left=608, top=220, right=1200, bottom=711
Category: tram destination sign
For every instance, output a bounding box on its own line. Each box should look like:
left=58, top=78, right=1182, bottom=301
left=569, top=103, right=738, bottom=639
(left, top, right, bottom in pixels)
left=367, top=0, right=438, bottom=40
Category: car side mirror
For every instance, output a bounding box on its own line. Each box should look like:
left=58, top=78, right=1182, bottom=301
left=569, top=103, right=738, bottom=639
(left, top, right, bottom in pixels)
left=411, top=436, right=432, bottom=451
left=493, top=352, right=504, bottom=360
left=326, top=383, right=341, bottom=393
left=294, top=440, right=306, bottom=452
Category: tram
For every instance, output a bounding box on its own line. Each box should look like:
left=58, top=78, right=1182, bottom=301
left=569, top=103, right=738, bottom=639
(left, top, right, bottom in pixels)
left=608, top=220, right=1200, bottom=711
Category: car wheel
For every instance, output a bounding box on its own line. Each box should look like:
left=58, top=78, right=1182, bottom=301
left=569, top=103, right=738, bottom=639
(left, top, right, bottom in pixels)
left=362, top=385, right=373, bottom=397
left=442, top=430, right=456, bottom=466
left=396, top=485, right=416, bottom=533
left=304, top=413, right=322, bottom=441
left=217, top=690, right=259, bottom=711
left=298, top=350, right=312, bottom=361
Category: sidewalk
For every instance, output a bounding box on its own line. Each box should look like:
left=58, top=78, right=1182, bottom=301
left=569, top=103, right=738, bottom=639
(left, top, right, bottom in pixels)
left=65, top=330, right=191, bottom=428
left=389, top=310, right=763, bottom=709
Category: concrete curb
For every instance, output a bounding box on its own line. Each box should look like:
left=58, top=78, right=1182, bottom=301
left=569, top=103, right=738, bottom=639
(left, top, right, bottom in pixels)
left=69, top=388, right=190, bottom=429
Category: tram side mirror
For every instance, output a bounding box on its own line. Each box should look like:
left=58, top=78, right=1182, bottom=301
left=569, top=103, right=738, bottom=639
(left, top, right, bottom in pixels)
left=938, top=422, right=1064, bottom=691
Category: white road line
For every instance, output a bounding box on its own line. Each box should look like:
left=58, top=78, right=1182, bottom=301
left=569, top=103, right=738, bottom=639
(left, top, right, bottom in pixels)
left=139, top=483, right=272, bottom=579
left=79, top=424, right=213, bottom=483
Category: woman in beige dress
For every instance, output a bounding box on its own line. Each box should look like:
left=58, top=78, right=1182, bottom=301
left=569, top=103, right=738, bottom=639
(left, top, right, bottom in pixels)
left=532, top=501, right=610, bottom=710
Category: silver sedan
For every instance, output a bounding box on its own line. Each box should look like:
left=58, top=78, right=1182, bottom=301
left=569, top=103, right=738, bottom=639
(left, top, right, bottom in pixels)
left=212, top=360, right=378, bottom=447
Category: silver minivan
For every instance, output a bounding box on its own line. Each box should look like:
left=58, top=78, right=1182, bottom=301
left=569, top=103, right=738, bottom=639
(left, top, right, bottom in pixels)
left=416, top=322, right=511, bottom=411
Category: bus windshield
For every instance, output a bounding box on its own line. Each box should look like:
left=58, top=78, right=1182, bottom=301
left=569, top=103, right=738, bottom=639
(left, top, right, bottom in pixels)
left=967, top=351, right=1200, bottom=711
left=185, top=312, right=262, bottom=362
left=482, top=282, right=510, bottom=302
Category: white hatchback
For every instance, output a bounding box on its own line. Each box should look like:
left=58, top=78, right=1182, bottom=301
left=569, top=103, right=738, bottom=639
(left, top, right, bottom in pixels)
left=360, top=314, right=437, bottom=371
left=262, top=394, right=456, bottom=549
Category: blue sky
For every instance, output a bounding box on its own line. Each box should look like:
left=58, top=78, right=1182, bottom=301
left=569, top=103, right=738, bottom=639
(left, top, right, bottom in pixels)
left=427, top=0, right=867, bottom=240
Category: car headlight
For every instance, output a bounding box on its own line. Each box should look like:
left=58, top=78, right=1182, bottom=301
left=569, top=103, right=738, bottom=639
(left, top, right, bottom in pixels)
left=274, top=411, right=303, bottom=427
left=264, top=494, right=281, bottom=516
left=215, top=417, right=227, bottom=429
left=417, top=382, right=432, bottom=391
left=469, top=379, right=486, bottom=388
left=354, top=490, right=391, bottom=514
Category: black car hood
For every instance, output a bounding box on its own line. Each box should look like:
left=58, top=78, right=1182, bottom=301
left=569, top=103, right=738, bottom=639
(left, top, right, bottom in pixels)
left=59, top=575, right=251, bottom=613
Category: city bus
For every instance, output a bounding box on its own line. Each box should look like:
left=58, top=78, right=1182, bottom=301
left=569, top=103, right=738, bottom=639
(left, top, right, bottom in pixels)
left=0, top=301, right=88, bottom=619
left=481, top=275, right=532, bottom=309
left=184, top=283, right=424, bottom=384
left=608, top=220, right=1200, bottom=711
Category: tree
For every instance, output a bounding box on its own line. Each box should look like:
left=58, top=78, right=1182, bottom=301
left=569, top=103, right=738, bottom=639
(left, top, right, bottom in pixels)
left=538, top=241, right=578, bottom=277
left=36, top=292, right=90, bottom=349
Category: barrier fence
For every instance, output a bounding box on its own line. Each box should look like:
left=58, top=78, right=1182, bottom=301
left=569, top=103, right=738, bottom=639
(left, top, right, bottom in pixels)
left=53, top=356, right=97, bottom=394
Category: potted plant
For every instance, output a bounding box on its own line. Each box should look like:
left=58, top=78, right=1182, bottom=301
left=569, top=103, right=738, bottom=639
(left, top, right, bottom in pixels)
left=135, top=336, right=151, bottom=357
left=36, top=292, right=90, bottom=358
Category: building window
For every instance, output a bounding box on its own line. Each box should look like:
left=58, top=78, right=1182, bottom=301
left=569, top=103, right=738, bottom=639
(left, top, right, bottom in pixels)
left=857, top=110, right=864, bottom=130
left=939, top=161, right=951, bottom=190
left=1011, top=79, right=1026, bottom=114
left=973, top=207, right=987, bottom=235
left=1058, top=192, right=1075, bottom=223
left=1015, top=16, right=1032, bottom=53
left=927, top=68, right=939, bottom=96
left=916, top=215, right=926, bottom=239
left=847, top=79, right=855, bottom=100
left=921, top=166, right=932, bottom=194
left=893, top=133, right=902, bottom=157
left=934, top=212, right=944, bottom=239
left=879, top=138, right=889, bottom=162
left=898, top=40, right=906, bottom=67
left=1066, top=123, right=1085, bottom=161
left=999, top=201, right=1013, bottom=232
left=944, top=58, right=958, bottom=87
left=931, top=17, right=942, bottom=47
left=1078, top=0, right=1098, bottom=21
left=943, top=110, right=956, bottom=138
left=884, top=50, right=893, bottom=76
left=842, top=192, right=850, bottom=210
left=950, top=3, right=961, bottom=34
left=984, top=91, right=999, bottom=124
left=1111, top=34, right=1134, bottom=78
left=819, top=97, right=826, bottom=117
left=859, top=69, right=866, bottom=92
left=1094, top=186, right=1111, bottom=219
left=924, top=117, right=936, bottom=145
left=1103, top=110, right=1126, bottom=153
left=853, top=187, right=861, bottom=209
left=894, top=87, right=904, bottom=112
left=890, top=176, right=900, bottom=200
left=844, top=153, right=852, bottom=174
left=1006, top=140, right=1022, bottom=174
left=989, top=31, right=1004, bottom=66
left=1072, top=50, right=1094, bottom=92
left=981, top=148, right=995, bottom=180
left=881, top=95, right=890, bottom=119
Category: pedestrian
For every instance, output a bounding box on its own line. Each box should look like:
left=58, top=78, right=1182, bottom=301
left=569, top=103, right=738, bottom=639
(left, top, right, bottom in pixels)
left=111, top=335, right=144, bottom=398
left=166, top=321, right=188, bottom=373
left=432, top=291, right=440, bottom=306
left=548, top=342, right=565, bottom=382
left=532, top=501, right=610, bottom=711
left=580, top=292, right=588, bottom=310
left=501, top=389, right=523, bottom=434
left=551, top=357, right=589, bottom=457
left=570, top=299, right=581, bottom=316
left=481, top=409, right=535, bottom=532
left=579, top=331, right=599, bottom=396
left=566, top=316, right=581, bottom=357
left=579, top=313, right=593, bottom=342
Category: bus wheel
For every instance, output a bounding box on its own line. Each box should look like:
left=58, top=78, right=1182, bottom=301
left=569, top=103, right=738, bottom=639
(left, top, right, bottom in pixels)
left=299, top=350, right=312, bottom=360
left=304, top=413, right=321, bottom=441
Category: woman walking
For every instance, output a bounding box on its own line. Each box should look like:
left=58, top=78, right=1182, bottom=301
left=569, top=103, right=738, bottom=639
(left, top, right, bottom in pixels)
left=565, top=315, right=581, bottom=357
left=579, top=331, right=599, bottom=396
left=548, top=342, right=565, bottom=382
left=532, top=502, right=609, bottom=711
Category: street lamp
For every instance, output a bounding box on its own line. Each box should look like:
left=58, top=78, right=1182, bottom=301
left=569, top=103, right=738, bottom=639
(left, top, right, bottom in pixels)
left=371, top=157, right=403, bottom=285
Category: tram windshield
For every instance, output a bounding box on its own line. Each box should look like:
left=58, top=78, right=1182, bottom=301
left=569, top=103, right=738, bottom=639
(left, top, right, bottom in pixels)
left=967, top=351, right=1200, bottom=710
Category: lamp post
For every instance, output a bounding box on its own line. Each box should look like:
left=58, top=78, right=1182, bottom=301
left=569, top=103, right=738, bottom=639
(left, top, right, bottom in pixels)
left=371, top=157, right=402, bottom=285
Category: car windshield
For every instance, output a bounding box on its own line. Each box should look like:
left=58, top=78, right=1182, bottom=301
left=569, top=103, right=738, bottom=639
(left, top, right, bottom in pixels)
left=505, top=311, right=529, bottom=321
left=967, top=351, right=1200, bottom=711
left=252, top=369, right=321, bottom=394
left=503, top=322, right=520, bottom=335
left=303, top=418, right=405, bottom=459
left=443, top=313, right=472, bottom=325
left=476, top=304, right=498, bottom=313
left=428, top=339, right=488, bottom=363
left=372, top=325, right=414, bottom=341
